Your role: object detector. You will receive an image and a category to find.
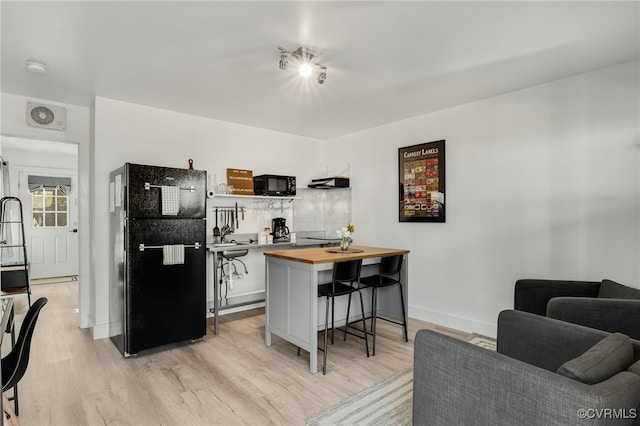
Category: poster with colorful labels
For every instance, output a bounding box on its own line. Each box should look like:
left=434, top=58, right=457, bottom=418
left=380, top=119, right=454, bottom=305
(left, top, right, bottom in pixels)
left=398, top=140, right=445, bottom=222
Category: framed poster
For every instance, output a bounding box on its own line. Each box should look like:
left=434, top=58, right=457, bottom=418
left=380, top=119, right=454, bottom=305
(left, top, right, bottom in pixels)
left=399, top=140, right=445, bottom=223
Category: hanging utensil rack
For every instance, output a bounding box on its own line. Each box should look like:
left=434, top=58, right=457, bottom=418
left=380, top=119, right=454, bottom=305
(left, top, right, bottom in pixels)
left=214, top=206, right=246, bottom=213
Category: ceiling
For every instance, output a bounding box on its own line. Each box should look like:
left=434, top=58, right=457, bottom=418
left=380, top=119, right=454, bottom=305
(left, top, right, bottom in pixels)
left=1, top=1, right=638, bottom=140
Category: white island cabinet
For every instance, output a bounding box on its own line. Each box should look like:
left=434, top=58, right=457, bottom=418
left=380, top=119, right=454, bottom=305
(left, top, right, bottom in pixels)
left=264, top=245, right=410, bottom=374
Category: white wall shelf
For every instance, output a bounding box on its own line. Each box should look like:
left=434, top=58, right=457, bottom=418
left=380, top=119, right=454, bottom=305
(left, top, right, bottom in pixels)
left=208, top=194, right=301, bottom=202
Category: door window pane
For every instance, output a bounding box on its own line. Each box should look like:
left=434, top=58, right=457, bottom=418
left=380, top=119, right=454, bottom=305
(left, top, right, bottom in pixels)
left=57, top=213, right=67, bottom=227
left=44, top=196, right=55, bottom=211
left=31, top=185, right=70, bottom=228
left=44, top=213, right=55, bottom=227
left=32, top=213, right=43, bottom=228
left=33, top=196, right=43, bottom=210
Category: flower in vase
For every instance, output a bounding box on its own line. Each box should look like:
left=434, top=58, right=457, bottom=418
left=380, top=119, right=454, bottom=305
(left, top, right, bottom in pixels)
left=337, top=223, right=356, bottom=250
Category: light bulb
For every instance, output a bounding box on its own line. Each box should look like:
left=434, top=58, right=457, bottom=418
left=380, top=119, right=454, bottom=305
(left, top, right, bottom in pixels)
left=299, top=62, right=313, bottom=78
left=317, top=69, right=326, bottom=84
left=279, top=54, right=288, bottom=70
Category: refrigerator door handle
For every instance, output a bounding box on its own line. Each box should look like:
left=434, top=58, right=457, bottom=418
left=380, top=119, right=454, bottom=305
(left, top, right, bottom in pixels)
left=144, top=182, right=195, bottom=192
left=138, top=242, right=201, bottom=252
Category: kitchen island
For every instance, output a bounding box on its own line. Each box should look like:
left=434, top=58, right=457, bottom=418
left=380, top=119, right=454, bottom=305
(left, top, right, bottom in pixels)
left=264, top=245, right=410, bottom=374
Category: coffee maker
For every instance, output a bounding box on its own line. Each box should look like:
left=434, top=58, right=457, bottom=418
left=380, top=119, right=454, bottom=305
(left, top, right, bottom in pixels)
left=272, top=218, right=290, bottom=242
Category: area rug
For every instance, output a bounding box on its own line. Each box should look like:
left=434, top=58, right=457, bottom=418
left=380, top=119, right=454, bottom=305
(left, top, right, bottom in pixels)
left=468, top=333, right=497, bottom=351
left=306, top=368, right=413, bottom=426
left=305, top=333, right=497, bottom=426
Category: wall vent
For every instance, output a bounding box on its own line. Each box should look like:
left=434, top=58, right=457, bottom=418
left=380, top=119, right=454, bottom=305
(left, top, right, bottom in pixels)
left=26, top=102, right=66, bottom=130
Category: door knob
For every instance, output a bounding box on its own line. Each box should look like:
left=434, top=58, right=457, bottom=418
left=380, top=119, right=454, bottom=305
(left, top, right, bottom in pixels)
left=69, top=229, right=78, bottom=233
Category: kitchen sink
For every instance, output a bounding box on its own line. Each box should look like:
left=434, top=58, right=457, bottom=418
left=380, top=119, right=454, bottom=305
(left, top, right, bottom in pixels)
left=212, top=241, right=252, bottom=247
left=221, top=248, right=249, bottom=259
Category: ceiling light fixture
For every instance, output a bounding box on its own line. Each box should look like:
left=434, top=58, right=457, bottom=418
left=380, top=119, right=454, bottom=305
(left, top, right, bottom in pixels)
left=279, top=54, right=288, bottom=71
left=278, top=46, right=327, bottom=85
left=317, top=67, right=327, bottom=85
left=25, top=60, right=48, bottom=75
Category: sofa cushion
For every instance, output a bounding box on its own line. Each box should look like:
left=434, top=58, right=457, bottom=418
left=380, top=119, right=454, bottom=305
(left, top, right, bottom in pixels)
left=598, top=279, right=640, bottom=299
left=557, top=332, right=633, bottom=384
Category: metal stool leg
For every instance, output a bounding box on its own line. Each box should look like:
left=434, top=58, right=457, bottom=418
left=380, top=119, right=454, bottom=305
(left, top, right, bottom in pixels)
left=357, top=289, right=370, bottom=357
left=323, top=295, right=330, bottom=375
left=344, top=292, right=353, bottom=341
left=12, top=386, right=18, bottom=416
left=371, top=286, right=378, bottom=356
left=9, top=315, right=18, bottom=415
left=398, top=283, right=408, bottom=342
left=330, top=294, right=336, bottom=345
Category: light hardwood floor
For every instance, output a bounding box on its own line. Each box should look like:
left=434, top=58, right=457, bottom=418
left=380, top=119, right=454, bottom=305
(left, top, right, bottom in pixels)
left=9, top=282, right=470, bottom=425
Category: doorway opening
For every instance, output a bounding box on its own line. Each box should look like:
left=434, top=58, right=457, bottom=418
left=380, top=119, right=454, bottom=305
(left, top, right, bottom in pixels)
left=0, top=136, right=79, bottom=283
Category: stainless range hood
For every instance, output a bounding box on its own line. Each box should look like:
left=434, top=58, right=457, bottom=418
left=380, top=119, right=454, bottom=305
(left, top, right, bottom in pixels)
left=307, top=176, right=350, bottom=189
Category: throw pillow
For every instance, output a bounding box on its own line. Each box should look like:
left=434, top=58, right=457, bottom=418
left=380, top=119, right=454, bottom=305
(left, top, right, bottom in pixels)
left=598, top=279, right=640, bottom=299
left=557, top=333, right=633, bottom=384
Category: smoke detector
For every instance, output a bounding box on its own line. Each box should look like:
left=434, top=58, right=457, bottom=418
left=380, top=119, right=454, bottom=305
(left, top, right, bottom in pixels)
left=25, top=60, right=47, bottom=74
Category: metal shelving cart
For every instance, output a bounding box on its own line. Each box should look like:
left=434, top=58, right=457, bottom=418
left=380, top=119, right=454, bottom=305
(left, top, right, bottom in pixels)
left=1, top=196, right=32, bottom=306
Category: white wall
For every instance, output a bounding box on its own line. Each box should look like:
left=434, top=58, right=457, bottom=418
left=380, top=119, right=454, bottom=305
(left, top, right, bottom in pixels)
left=0, top=93, right=90, bottom=142
left=0, top=93, right=93, bottom=329
left=324, top=61, right=640, bottom=337
left=2, top=141, right=77, bottom=171
left=92, top=97, right=325, bottom=338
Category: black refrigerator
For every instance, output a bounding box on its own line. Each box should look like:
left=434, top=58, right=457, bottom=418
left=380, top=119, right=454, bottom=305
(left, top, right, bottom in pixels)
left=109, top=163, right=207, bottom=356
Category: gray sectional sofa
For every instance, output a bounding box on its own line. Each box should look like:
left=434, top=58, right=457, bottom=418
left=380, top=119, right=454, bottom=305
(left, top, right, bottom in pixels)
left=412, top=310, right=640, bottom=426
left=514, top=278, right=640, bottom=340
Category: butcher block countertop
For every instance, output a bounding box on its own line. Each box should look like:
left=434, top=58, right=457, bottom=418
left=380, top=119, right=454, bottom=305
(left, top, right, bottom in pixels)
left=263, top=245, right=410, bottom=264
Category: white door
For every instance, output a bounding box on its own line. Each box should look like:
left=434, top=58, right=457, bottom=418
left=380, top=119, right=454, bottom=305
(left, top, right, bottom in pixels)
left=19, top=171, right=79, bottom=279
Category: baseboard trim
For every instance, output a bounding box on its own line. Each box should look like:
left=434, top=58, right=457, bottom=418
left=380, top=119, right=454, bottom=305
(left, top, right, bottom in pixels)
left=409, top=305, right=497, bottom=339
left=92, top=322, right=111, bottom=340
left=94, top=306, right=497, bottom=338
left=80, top=313, right=94, bottom=330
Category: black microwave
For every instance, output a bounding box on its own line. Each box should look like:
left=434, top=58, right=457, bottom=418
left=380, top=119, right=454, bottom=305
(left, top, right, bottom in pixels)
left=253, top=174, right=296, bottom=196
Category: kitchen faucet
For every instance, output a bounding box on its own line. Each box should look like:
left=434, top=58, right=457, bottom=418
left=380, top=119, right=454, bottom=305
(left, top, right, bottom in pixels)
left=220, top=225, right=233, bottom=242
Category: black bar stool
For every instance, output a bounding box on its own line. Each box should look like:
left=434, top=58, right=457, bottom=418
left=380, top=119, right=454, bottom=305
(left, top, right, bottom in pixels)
left=357, top=255, right=407, bottom=355
left=317, top=259, right=369, bottom=375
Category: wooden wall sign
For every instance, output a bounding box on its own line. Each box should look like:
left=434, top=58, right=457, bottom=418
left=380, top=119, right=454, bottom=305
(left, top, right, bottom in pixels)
left=226, top=168, right=254, bottom=195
